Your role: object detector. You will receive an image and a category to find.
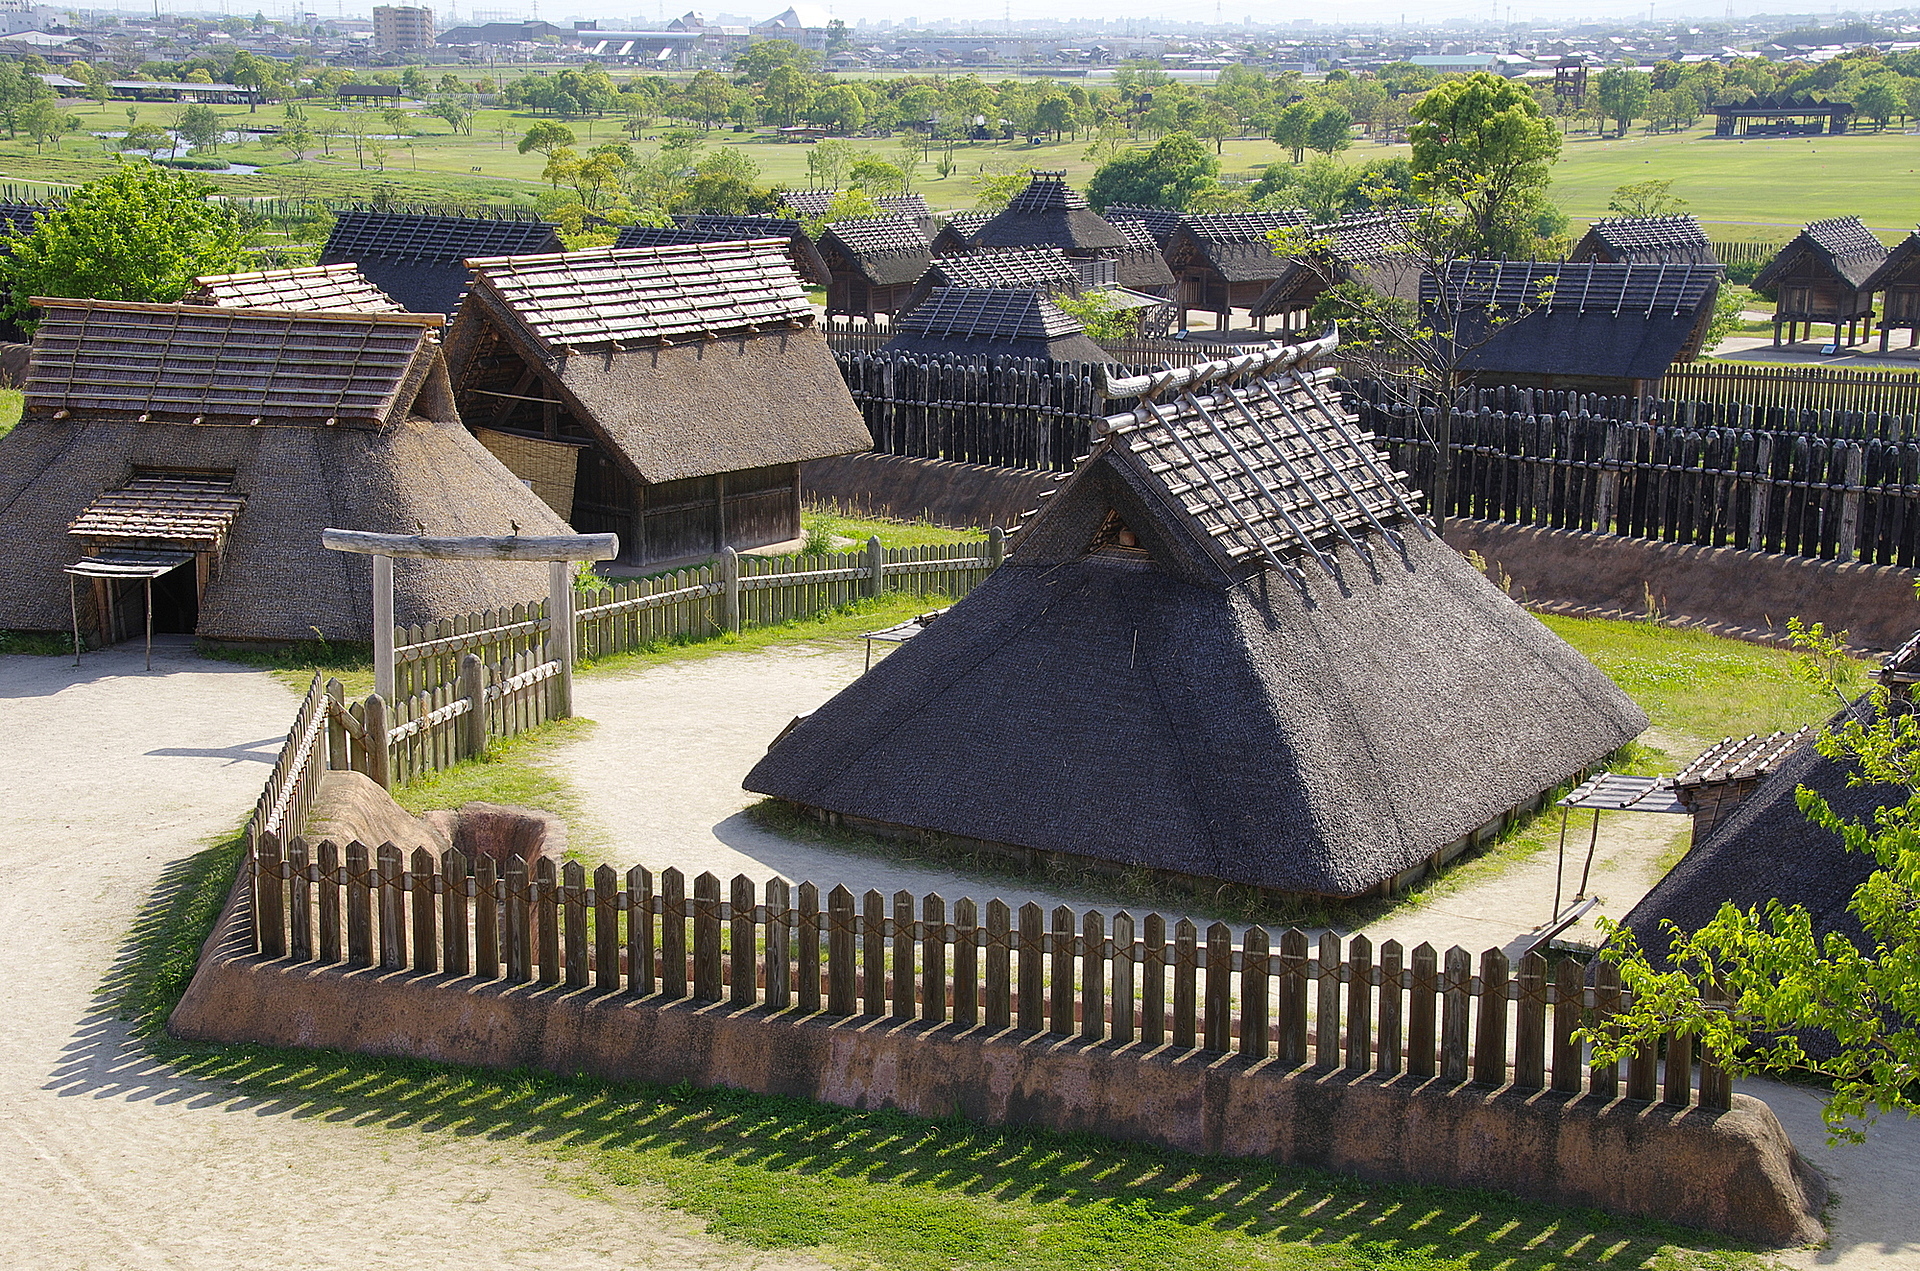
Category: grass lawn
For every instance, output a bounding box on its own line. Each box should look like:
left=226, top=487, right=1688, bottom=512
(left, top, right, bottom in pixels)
left=0, top=387, right=20, bottom=440
left=801, top=505, right=989, bottom=550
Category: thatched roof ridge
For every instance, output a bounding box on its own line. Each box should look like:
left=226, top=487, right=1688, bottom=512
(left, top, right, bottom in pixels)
left=461, top=241, right=812, bottom=352
left=187, top=264, right=404, bottom=313
left=1753, top=216, right=1889, bottom=291
left=817, top=216, right=933, bottom=287
left=621, top=213, right=833, bottom=285
left=931, top=210, right=994, bottom=254
left=885, top=287, right=1109, bottom=361
left=23, top=299, right=445, bottom=430
left=746, top=339, right=1647, bottom=896
left=923, top=248, right=1080, bottom=290
left=1570, top=215, right=1716, bottom=265
left=1426, top=260, right=1722, bottom=380
left=1103, top=203, right=1183, bottom=245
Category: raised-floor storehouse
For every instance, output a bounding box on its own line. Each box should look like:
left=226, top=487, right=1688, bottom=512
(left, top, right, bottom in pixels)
left=1862, top=227, right=1920, bottom=352
left=1752, top=217, right=1888, bottom=348
left=1163, top=210, right=1311, bottom=330
left=816, top=216, right=933, bottom=321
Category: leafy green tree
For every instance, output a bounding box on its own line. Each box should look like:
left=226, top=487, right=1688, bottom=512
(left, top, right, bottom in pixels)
left=810, top=82, right=867, bottom=134
left=1409, top=72, right=1561, bottom=258
left=763, top=65, right=813, bottom=126
left=118, top=122, right=172, bottom=156
left=1854, top=75, right=1904, bottom=130
left=825, top=19, right=851, bottom=53
left=1307, top=104, right=1354, bottom=157
left=173, top=103, right=225, bottom=153
left=517, top=120, right=576, bottom=156
left=1591, top=620, right=1920, bottom=1143
left=1085, top=131, right=1220, bottom=213
left=0, top=163, right=252, bottom=320
left=1051, top=287, right=1134, bottom=341
left=0, top=61, right=52, bottom=139
left=682, top=69, right=736, bottom=130
left=278, top=120, right=312, bottom=161
left=848, top=155, right=906, bottom=196
left=805, top=137, right=856, bottom=188
left=1607, top=178, right=1686, bottom=216
left=1270, top=100, right=1317, bottom=164
left=732, top=39, right=818, bottom=85
left=427, top=99, right=472, bottom=135
left=1595, top=67, right=1652, bottom=135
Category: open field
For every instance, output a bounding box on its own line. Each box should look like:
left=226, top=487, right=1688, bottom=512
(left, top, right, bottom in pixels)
left=5, top=87, right=1916, bottom=238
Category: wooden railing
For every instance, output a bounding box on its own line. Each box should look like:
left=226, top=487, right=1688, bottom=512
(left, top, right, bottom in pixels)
left=1660, top=362, right=1920, bottom=417
left=245, top=849, right=1731, bottom=1111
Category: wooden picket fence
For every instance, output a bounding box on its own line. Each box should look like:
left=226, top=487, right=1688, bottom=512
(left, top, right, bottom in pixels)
left=399, top=537, right=1002, bottom=700
left=1361, top=396, right=1920, bottom=565
left=1432, top=381, right=1920, bottom=442
left=244, top=847, right=1731, bottom=1111
left=1660, top=362, right=1920, bottom=417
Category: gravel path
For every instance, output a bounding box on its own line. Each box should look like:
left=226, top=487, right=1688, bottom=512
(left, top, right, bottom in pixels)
left=0, top=638, right=821, bottom=1271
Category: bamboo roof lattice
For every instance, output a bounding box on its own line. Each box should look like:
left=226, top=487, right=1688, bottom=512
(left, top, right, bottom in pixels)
left=25, top=300, right=443, bottom=428
left=463, top=240, right=812, bottom=352
left=188, top=264, right=404, bottom=313
left=67, top=473, right=246, bottom=548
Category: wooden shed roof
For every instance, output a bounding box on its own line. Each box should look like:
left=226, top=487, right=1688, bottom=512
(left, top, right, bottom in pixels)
left=923, top=247, right=1081, bottom=290
left=23, top=299, right=444, bottom=429
left=187, top=264, right=404, bottom=313
left=973, top=171, right=1129, bottom=252
left=323, top=209, right=561, bottom=263
left=1570, top=215, right=1716, bottom=265
left=615, top=215, right=831, bottom=285
left=1103, top=203, right=1184, bottom=246
left=1754, top=216, right=1889, bottom=291
left=461, top=240, right=812, bottom=352
left=818, top=215, right=933, bottom=286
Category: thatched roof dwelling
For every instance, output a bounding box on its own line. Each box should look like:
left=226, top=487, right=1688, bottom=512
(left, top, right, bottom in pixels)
left=318, top=209, right=562, bottom=315
left=748, top=339, right=1646, bottom=898
left=1427, top=260, right=1722, bottom=398
left=1569, top=216, right=1717, bottom=266
left=1752, top=217, right=1888, bottom=346
left=1250, top=211, right=1419, bottom=333
left=1862, top=227, right=1920, bottom=351
left=187, top=263, right=403, bottom=313
left=882, top=287, right=1110, bottom=362
left=445, top=241, right=870, bottom=565
left=972, top=171, right=1128, bottom=251
left=816, top=216, right=933, bottom=319
left=614, top=215, right=832, bottom=285
left=1621, top=719, right=1884, bottom=982
left=930, top=210, right=994, bottom=256
left=1164, top=210, right=1312, bottom=327
left=0, top=299, right=569, bottom=646
left=785, top=190, right=934, bottom=233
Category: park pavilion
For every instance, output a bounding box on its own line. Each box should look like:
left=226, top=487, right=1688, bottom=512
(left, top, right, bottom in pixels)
left=443, top=241, right=871, bottom=566
left=815, top=216, right=933, bottom=321
left=186, top=263, right=403, bottom=312
left=615, top=215, right=832, bottom=286
left=1162, top=210, right=1312, bottom=331
left=1567, top=216, right=1718, bottom=266
left=0, top=299, right=569, bottom=647
left=1752, top=217, right=1888, bottom=348
left=1862, top=227, right=1920, bottom=352
left=1250, top=211, right=1421, bottom=337
left=1425, top=260, right=1723, bottom=398
left=747, top=337, right=1646, bottom=899
left=882, top=287, right=1111, bottom=362
left=318, top=208, right=562, bottom=316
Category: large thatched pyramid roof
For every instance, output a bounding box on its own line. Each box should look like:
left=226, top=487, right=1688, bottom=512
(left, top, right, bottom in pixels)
left=747, top=337, right=1647, bottom=897
left=973, top=171, right=1129, bottom=252
left=0, top=300, right=569, bottom=644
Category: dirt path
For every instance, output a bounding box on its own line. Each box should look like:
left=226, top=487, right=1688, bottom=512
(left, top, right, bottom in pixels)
left=0, top=638, right=822, bottom=1271
left=561, top=640, right=1920, bottom=1269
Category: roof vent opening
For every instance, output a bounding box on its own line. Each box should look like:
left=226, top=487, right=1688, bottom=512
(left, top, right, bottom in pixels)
left=1086, top=508, right=1154, bottom=563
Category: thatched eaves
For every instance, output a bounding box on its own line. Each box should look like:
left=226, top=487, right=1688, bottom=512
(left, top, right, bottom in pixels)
left=1753, top=216, right=1889, bottom=292
left=1103, top=203, right=1183, bottom=246
left=1426, top=260, right=1723, bottom=381
left=1251, top=212, right=1418, bottom=318
left=1859, top=226, right=1920, bottom=293
left=187, top=264, right=404, bottom=313
left=24, top=299, right=448, bottom=430
left=1569, top=215, right=1717, bottom=266
left=1165, top=211, right=1312, bottom=284
left=615, top=215, right=831, bottom=286
left=931, top=210, right=993, bottom=255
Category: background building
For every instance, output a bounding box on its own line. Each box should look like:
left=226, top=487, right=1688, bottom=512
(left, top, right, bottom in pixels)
left=372, top=5, right=434, bottom=52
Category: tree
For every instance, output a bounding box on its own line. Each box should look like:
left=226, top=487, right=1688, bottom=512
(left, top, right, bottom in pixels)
left=278, top=120, right=312, bottom=161
left=1052, top=287, right=1135, bottom=341
left=1307, top=104, right=1354, bottom=158
left=173, top=103, right=225, bottom=153
left=1607, top=178, right=1687, bottom=216
left=732, top=39, right=819, bottom=85
left=848, top=155, right=906, bottom=196
left=1085, top=131, right=1220, bottom=213
left=682, top=69, right=735, bottom=130
left=1591, top=619, right=1920, bottom=1142
left=517, top=120, right=575, bottom=156
left=1595, top=67, right=1652, bottom=135
left=762, top=65, right=813, bottom=126
left=1854, top=75, right=1904, bottom=130
left=0, top=163, right=252, bottom=320
left=805, top=137, right=856, bottom=188
left=825, top=19, right=851, bottom=53
left=118, top=122, right=172, bottom=156
left=20, top=98, right=72, bottom=153
left=1271, top=100, right=1316, bottom=163
left=427, top=99, right=473, bottom=135
left=1409, top=72, right=1562, bottom=259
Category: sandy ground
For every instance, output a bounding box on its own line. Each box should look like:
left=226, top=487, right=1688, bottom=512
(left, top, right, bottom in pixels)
left=563, top=640, right=1920, bottom=1270
left=0, top=637, right=823, bottom=1271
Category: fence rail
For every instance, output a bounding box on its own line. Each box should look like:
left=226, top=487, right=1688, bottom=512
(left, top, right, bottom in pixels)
left=1658, top=362, right=1920, bottom=418
left=245, top=848, right=1729, bottom=1111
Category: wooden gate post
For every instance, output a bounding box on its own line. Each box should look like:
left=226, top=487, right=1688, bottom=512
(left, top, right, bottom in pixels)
left=372, top=554, right=395, bottom=702
left=459, top=653, right=486, bottom=758
left=548, top=559, right=575, bottom=718
left=866, top=535, right=885, bottom=598
left=1839, top=442, right=1866, bottom=562
left=719, top=546, right=741, bottom=633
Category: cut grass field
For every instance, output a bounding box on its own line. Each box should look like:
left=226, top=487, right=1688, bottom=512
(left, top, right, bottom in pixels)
left=108, top=610, right=1849, bottom=1271
left=8, top=86, right=1916, bottom=237
left=0, top=387, right=20, bottom=440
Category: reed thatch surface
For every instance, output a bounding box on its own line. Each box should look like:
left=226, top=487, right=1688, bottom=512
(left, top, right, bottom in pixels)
left=748, top=350, right=1644, bottom=896
left=1754, top=216, right=1890, bottom=292
left=187, top=264, right=403, bottom=313
left=883, top=287, right=1110, bottom=362
left=972, top=172, right=1129, bottom=252
left=1569, top=216, right=1718, bottom=266
left=319, top=210, right=562, bottom=315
